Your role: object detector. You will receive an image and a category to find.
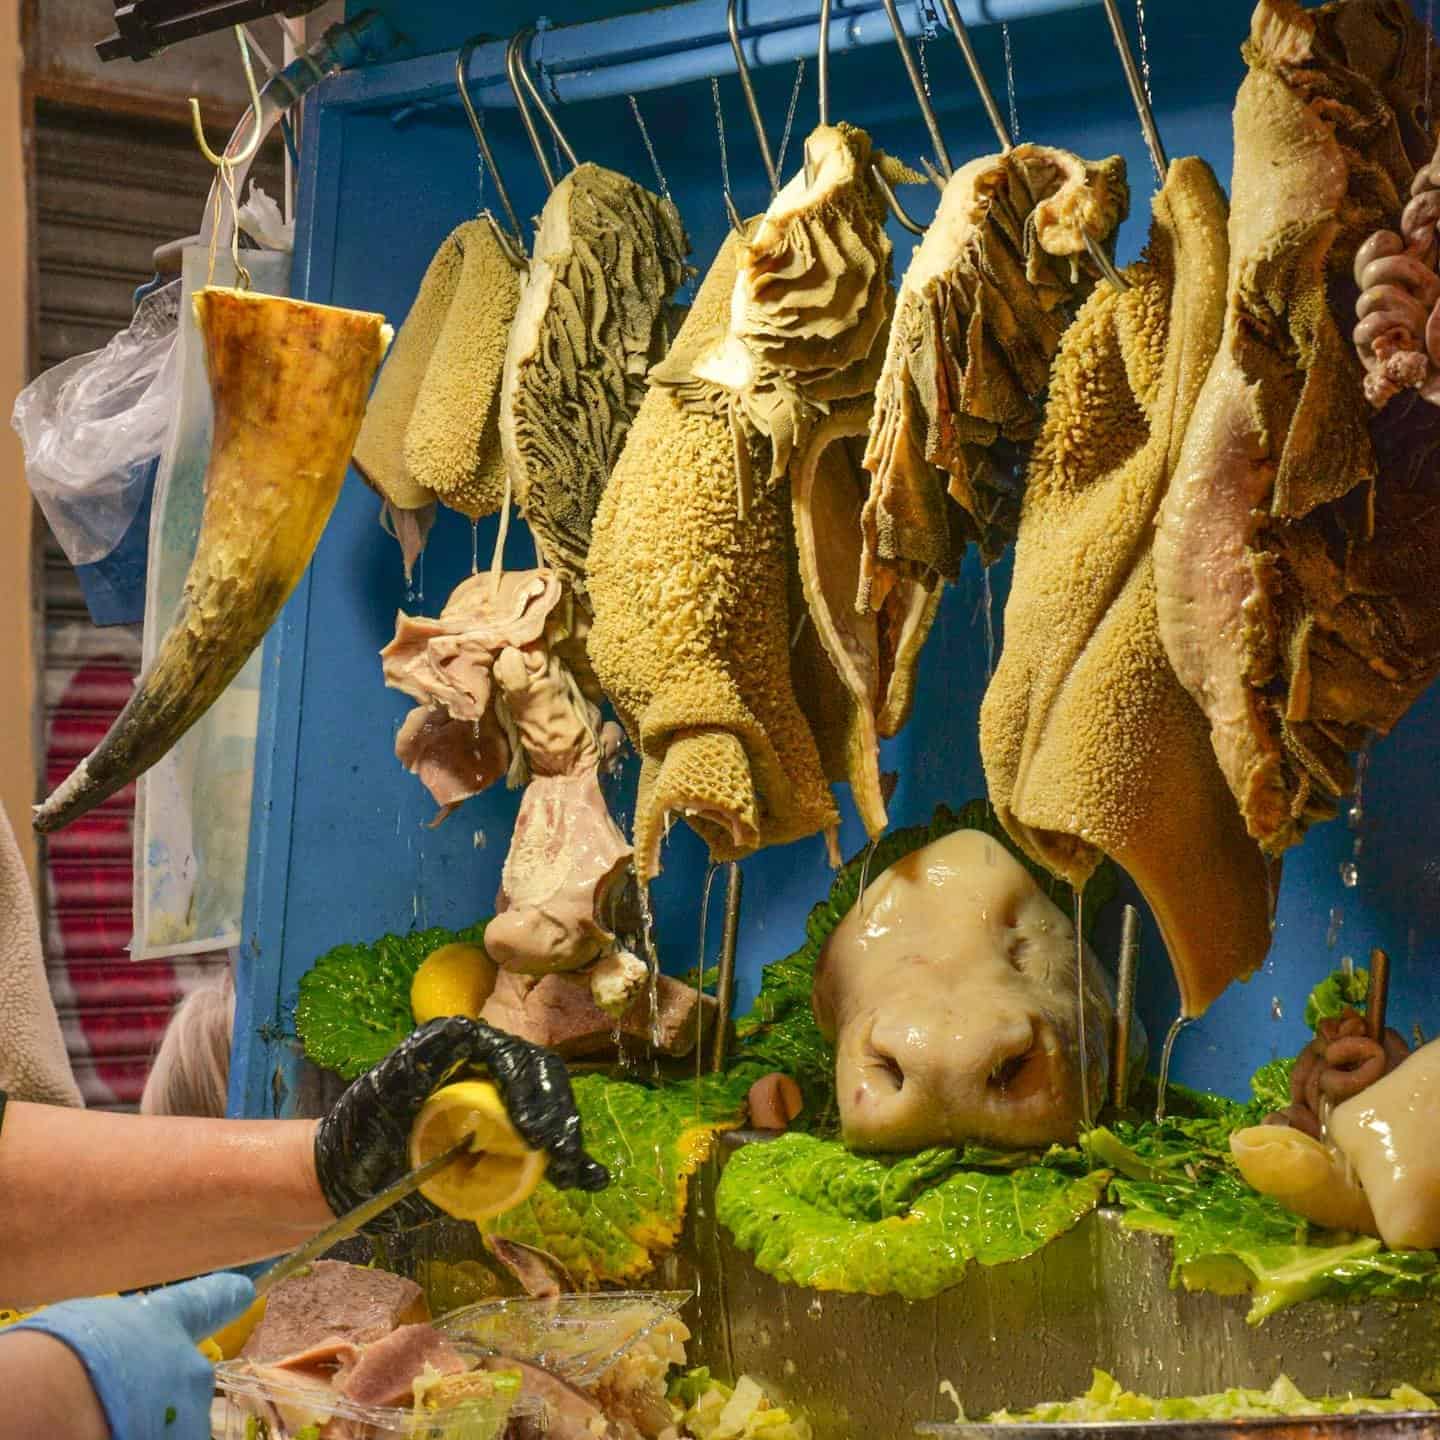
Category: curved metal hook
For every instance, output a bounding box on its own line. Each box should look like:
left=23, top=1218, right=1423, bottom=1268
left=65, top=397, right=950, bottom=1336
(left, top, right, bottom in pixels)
left=871, top=162, right=926, bottom=235
left=1098, top=0, right=1167, bottom=183
left=727, top=0, right=781, bottom=197
left=191, top=26, right=264, bottom=167
left=457, top=35, right=523, bottom=243
left=510, top=28, right=580, bottom=181
left=877, top=0, right=952, bottom=180
left=933, top=0, right=1011, bottom=151
left=1083, top=227, right=1131, bottom=291
left=506, top=30, right=557, bottom=191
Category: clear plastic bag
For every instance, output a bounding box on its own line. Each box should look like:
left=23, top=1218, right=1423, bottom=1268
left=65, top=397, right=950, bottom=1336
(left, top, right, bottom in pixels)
left=10, top=280, right=180, bottom=567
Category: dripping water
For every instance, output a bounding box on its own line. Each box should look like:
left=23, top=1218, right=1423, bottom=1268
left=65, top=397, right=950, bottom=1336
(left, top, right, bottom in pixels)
left=1134, top=0, right=1153, bottom=106
left=856, top=839, right=880, bottom=919
left=1326, top=905, right=1344, bottom=951
left=1073, top=889, right=1092, bottom=1131
left=695, top=862, right=721, bottom=1101
left=470, top=519, right=480, bottom=576
left=981, top=566, right=996, bottom=681
left=1001, top=23, right=1020, bottom=143
left=638, top=881, right=663, bottom=1057
left=1154, top=1016, right=1193, bottom=1122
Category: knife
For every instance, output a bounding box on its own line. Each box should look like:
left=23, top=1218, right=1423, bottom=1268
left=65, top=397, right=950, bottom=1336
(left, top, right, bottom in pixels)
left=253, top=1132, right=476, bottom=1299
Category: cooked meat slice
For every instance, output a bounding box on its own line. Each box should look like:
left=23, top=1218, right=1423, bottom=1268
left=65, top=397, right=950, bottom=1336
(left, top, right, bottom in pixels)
left=338, top=1324, right=466, bottom=1409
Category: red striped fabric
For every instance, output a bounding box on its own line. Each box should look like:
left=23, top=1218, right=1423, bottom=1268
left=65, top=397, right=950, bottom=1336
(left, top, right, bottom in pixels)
left=42, top=633, right=228, bottom=1108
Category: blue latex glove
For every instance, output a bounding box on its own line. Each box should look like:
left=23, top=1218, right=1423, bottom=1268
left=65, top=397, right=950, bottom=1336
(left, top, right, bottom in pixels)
left=10, top=1271, right=254, bottom=1439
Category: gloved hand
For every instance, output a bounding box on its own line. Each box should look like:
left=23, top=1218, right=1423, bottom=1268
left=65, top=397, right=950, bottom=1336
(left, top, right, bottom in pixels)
left=314, top=1015, right=609, bottom=1232
left=9, top=1272, right=253, bottom=1440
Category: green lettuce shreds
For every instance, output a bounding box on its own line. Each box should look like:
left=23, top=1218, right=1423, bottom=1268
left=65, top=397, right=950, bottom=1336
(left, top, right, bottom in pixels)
left=716, top=1132, right=1108, bottom=1300
left=669, top=1370, right=813, bottom=1439
left=295, top=922, right=489, bottom=1079
left=990, top=1369, right=1436, bottom=1423
left=1305, top=967, right=1371, bottom=1029
left=731, top=803, right=1118, bottom=1125
left=489, top=1071, right=752, bottom=1287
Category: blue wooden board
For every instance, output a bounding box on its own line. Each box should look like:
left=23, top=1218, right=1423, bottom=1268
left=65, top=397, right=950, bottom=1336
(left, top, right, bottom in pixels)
left=232, top=0, right=1440, bottom=1119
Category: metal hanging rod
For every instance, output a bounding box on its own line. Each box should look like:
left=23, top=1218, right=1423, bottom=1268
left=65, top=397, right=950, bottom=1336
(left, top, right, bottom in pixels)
left=1098, top=0, right=1167, bottom=181
left=325, top=0, right=1095, bottom=115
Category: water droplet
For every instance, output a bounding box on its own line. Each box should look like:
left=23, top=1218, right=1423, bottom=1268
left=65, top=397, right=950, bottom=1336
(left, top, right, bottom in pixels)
left=1270, top=997, right=1284, bottom=1021
left=1340, top=860, right=1359, bottom=888
left=1347, top=803, right=1364, bottom=830
left=807, top=1296, right=823, bottom=1318
left=1326, top=906, right=1343, bottom=949
left=1341, top=954, right=1355, bottom=977
left=472, top=830, right=486, bottom=849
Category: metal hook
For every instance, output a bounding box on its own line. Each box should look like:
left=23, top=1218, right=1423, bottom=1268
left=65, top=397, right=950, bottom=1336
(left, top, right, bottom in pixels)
left=871, top=161, right=926, bottom=234
left=1083, top=226, right=1131, bottom=291
left=191, top=26, right=264, bottom=167
left=506, top=31, right=562, bottom=192
left=457, top=36, right=524, bottom=244
left=1098, top=0, right=1167, bottom=183
left=817, top=0, right=831, bottom=128
left=509, top=28, right=580, bottom=183
left=878, top=0, right=952, bottom=180
left=933, top=0, right=1012, bottom=152
left=727, top=0, right=781, bottom=197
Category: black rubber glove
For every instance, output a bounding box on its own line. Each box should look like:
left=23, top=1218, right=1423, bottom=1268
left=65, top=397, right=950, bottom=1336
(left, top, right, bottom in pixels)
left=313, top=1016, right=609, bottom=1232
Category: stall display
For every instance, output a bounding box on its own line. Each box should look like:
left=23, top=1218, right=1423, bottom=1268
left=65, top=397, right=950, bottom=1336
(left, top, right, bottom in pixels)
left=18, top=0, right=1440, bottom=1437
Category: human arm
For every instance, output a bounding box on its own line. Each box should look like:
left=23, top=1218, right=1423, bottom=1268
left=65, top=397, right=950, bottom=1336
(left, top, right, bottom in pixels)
left=4, top=1273, right=253, bottom=1440
left=2, top=1017, right=606, bottom=1306
left=0, top=1101, right=329, bottom=1306
left=0, top=1331, right=107, bottom=1440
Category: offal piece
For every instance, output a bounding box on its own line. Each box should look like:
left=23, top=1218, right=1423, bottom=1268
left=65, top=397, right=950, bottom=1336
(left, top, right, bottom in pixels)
left=1353, top=137, right=1440, bottom=408
left=405, top=217, right=524, bottom=518
left=1263, top=1004, right=1409, bottom=1138
left=383, top=569, right=634, bottom=975
left=658, top=126, right=928, bottom=838
left=241, top=1260, right=428, bottom=1365
left=812, top=829, right=1115, bottom=1152
left=588, top=227, right=839, bottom=878
left=34, top=288, right=391, bottom=835
left=501, top=163, right=690, bottom=594
left=1156, top=0, right=1440, bottom=855
left=1235, top=1037, right=1440, bottom=1251
left=862, top=145, right=1128, bottom=601
left=980, top=158, right=1275, bottom=1018
left=352, top=230, right=461, bottom=571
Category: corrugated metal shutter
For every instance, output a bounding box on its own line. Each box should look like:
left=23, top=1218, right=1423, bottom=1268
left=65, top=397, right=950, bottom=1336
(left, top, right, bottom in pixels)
left=32, top=100, right=281, bottom=1109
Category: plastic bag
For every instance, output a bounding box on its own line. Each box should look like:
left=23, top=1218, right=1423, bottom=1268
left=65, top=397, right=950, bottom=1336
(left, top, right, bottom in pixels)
left=131, top=246, right=291, bottom=960
left=11, top=280, right=180, bottom=568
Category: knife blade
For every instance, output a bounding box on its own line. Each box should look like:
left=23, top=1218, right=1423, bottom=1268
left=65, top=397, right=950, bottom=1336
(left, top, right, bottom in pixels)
left=253, top=1131, right=476, bottom=1299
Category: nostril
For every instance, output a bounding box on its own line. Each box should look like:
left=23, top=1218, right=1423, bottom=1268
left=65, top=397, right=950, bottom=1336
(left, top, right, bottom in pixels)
left=877, top=1053, right=905, bottom=1090
left=988, top=1048, right=1035, bottom=1091
left=861, top=1032, right=906, bottom=1095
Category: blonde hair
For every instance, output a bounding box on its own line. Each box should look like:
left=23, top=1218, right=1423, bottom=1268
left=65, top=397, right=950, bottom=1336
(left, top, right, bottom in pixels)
left=139, top=970, right=236, bottom=1118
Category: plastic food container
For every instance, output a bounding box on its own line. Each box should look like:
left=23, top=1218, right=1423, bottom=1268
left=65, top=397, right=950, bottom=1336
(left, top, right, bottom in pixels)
left=214, top=1353, right=546, bottom=1440
left=436, top=1291, right=691, bottom=1387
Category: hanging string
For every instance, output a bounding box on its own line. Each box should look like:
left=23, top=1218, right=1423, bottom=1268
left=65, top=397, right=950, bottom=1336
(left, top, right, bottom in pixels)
left=1001, top=22, right=1020, bottom=143
left=193, top=26, right=263, bottom=291
left=917, top=34, right=931, bottom=101
left=627, top=94, right=673, bottom=203
left=1135, top=0, right=1154, bottom=107
left=776, top=58, right=806, bottom=179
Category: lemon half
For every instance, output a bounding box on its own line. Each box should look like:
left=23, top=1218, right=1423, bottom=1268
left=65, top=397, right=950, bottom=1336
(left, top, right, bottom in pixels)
left=410, top=943, right=497, bottom=1025
left=408, top=1080, right=547, bottom=1221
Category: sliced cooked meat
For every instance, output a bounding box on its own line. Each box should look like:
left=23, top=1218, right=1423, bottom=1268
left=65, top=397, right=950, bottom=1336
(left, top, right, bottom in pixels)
left=338, top=1324, right=466, bottom=1409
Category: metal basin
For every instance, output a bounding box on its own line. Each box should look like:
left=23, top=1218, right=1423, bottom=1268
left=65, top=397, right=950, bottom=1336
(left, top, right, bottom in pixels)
left=652, top=1134, right=1440, bottom=1440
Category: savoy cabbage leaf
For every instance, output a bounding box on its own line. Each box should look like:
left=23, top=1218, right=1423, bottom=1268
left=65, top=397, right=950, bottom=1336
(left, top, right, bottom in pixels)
left=295, top=921, right=489, bottom=1080
left=1304, top=967, right=1371, bottom=1030
left=489, top=1070, right=756, bottom=1287
left=715, top=1132, right=1107, bottom=1301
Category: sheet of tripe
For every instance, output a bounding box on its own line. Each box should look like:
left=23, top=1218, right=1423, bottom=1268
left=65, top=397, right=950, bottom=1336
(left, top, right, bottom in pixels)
left=131, top=246, right=292, bottom=961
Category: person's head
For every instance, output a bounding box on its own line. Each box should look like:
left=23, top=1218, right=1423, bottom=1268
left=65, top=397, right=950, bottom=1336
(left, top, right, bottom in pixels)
left=139, top=970, right=236, bottom=1118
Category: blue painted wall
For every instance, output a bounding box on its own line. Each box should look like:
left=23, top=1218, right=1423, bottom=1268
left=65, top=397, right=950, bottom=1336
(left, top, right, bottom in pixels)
left=234, top=0, right=1440, bottom=1117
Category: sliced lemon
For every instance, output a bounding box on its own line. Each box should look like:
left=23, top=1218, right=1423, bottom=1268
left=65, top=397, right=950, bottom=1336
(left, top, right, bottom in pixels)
left=408, top=1080, right=547, bottom=1221
left=410, top=943, right=497, bottom=1025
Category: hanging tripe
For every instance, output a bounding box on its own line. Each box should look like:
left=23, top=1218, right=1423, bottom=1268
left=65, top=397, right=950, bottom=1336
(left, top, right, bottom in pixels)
left=33, top=287, right=391, bottom=835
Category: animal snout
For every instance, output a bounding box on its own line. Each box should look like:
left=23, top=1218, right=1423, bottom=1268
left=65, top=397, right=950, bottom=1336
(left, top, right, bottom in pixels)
left=840, top=1008, right=1077, bottom=1152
